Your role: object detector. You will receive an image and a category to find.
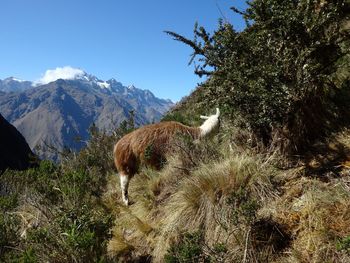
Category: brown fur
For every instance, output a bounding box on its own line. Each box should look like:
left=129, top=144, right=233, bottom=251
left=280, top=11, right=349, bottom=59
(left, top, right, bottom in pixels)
left=114, top=121, right=200, bottom=176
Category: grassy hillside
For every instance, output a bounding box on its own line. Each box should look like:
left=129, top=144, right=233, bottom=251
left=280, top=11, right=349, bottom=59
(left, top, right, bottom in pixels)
left=104, top=129, right=350, bottom=262
left=1, top=0, right=350, bottom=262
left=1, top=123, right=350, bottom=262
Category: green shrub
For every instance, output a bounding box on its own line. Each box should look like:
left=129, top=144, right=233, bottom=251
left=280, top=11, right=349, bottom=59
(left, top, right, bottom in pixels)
left=212, top=243, right=228, bottom=255
left=167, top=0, right=350, bottom=153
left=39, top=160, right=56, bottom=174
left=0, top=194, right=18, bottom=210
left=161, top=112, right=191, bottom=126
left=0, top=160, right=113, bottom=262
left=0, top=213, right=21, bottom=260
left=164, top=231, right=209, bottom=263
left=19, top=248, right=38, bottom=263
left=337, top=236, right=350, bottom=253
left=227, top=187, right=260, bottom=226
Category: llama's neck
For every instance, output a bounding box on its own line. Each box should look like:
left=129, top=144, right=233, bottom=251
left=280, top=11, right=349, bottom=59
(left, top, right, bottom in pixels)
left=199, top=116, right=219, bottom=138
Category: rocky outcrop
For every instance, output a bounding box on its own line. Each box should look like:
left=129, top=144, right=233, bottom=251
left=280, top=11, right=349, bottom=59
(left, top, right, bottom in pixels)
left=0, top=114, right=36, bottom=172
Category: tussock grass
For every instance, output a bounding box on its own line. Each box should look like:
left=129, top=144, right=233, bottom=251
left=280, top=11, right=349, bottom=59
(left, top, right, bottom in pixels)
left=105, top=130, right=350, bottom=262
left=264, top=176, right=350, bottom=263
left=296, top=185, right=350, bottom=262
left=153, top=153, right=279, bottom=262
left=106, top=136, right=283, bottom=262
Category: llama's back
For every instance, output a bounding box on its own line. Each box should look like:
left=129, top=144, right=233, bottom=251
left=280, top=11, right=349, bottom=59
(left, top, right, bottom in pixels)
left=130, top=121, right=199, bottom=167
left=131, top=121, right=199, bottom=150
left=114, top=121, right=200, bottom=172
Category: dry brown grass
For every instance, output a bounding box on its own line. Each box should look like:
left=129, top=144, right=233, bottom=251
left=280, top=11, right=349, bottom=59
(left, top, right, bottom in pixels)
left=153, top=154, right=278, bottom=262
left=105, top=142, right=282, bottom=262
left=264, top=176, right=350, bottom=263
left=104, top=130, right=350, bottom=262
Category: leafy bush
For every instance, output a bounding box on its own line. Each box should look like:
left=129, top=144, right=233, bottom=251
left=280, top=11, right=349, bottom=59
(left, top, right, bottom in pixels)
left=164, top=231, right=209, bottom=263
left=0, top=213, right=21, bottom=258
left=337, top=236, right=350, bottom=253
left=0, top=163, right=113, bottom=262
left=161, top=112, right=192, bottom=126
left=18, top=248, right=38, bottom=263
left=226, top=187, right=260, bottom=226
left=167, top=0, right=350, bottom=153
left=0, top=194, right=18, bottom=210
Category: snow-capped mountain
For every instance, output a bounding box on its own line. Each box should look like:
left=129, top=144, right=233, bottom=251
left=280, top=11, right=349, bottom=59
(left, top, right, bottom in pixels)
left=0, top=77, right=32, bottom=92
left=0, top=67, right=173, bottom=160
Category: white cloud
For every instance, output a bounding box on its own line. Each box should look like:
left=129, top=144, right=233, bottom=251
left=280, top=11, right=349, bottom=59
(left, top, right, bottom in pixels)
left=35, top=66, right=85, bottom=85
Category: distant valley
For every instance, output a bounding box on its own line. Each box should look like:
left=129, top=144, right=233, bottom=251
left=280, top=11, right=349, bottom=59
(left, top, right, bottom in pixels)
left=0, top=70, right=173, bottom=160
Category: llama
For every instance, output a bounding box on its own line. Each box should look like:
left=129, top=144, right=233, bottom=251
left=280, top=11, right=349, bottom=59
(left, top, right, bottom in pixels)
left=113, top=108, right=220, bottom=205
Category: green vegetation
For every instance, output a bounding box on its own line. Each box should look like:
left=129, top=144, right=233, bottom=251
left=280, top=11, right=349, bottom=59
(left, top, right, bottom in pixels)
left=0, top=159, right=113, bottom=262
left=164, top=231, right=209, bottom=263
left=337, top=236, right=350, bottom=253
left=161, top=112, right=191, bottom=126
left=1, top=1, right=350, bottom=262
left=167, top=0, right=350, bottom=154
left=0, top=119, right=137, bottom=262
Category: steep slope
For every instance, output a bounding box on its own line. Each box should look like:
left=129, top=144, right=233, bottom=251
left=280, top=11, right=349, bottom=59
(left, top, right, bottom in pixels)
left=0, top=76, right=173, bottom=160
left=0, top=114, right=35, bottom=172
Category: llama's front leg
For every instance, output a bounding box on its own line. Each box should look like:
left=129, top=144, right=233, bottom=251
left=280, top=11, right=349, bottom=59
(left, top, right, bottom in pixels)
left=120, top=173, right=130, bottom=206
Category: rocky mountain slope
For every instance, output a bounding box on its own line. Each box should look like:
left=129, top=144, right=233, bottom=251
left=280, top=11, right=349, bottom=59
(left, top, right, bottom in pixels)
left=0, top=114, right=35, bottom=172
left=0, top=72, right=173, bottom=160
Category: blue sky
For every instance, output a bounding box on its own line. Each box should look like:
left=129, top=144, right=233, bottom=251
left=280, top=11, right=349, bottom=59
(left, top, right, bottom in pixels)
left=0, top=0, right=247, bottom=101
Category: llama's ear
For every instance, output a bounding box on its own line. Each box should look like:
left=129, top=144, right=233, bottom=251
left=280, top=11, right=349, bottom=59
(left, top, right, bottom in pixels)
left=200, top=115, right=209, bottom=120
left=216, top=108, right=220, bottom=116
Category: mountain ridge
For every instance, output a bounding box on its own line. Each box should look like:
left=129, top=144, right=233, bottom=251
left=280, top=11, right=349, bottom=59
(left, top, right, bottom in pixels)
left=0, top=72, right=173, bottom=160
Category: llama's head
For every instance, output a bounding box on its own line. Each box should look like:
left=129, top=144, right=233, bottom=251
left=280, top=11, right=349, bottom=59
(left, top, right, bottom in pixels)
left=199, top=108, right=220, bottom=138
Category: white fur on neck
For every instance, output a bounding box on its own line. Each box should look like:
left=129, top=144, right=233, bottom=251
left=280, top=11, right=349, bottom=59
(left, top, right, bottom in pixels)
left=199, top=115, right=219, bottom=138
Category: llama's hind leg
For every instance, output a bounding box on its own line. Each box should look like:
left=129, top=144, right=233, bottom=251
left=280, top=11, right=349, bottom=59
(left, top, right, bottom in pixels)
left=120, top=173, right=130, bottom=206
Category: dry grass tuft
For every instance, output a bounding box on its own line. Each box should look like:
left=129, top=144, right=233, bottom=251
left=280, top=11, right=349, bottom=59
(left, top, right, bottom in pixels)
left=152, top=153, right=278, bottom=262
left=267, top=178, right=350, bottom=263
left=107, top=233, right=134, bottom=258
